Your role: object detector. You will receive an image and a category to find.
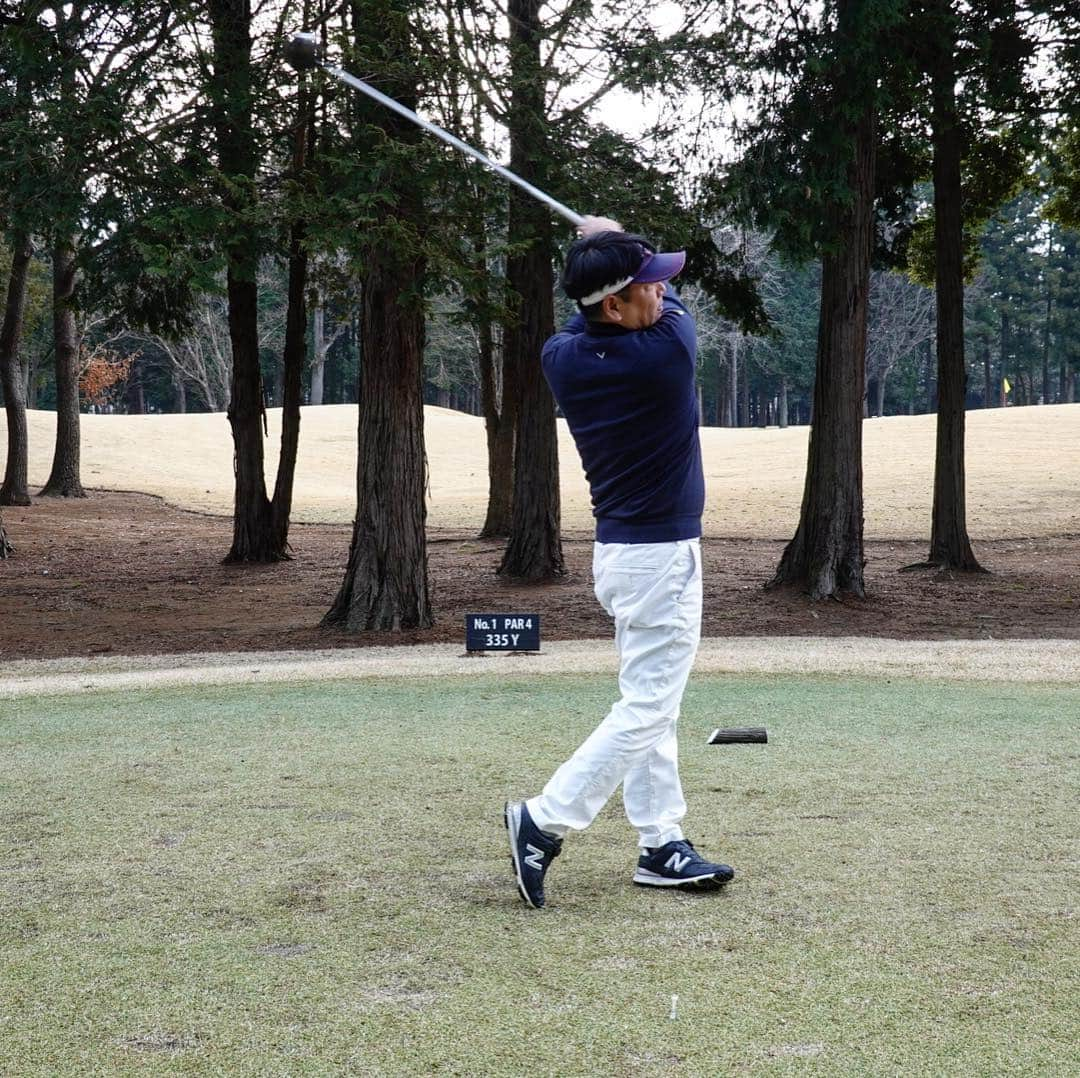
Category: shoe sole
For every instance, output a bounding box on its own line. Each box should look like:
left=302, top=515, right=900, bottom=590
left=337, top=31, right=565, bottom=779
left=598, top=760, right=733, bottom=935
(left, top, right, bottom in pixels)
left=633, top=867, right=733, bottom=890
left=504, top=801, right=542, bottom=909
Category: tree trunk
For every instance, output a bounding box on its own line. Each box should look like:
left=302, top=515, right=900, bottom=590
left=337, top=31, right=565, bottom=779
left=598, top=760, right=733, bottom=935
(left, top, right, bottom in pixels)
left=173, top=369, right=187, bottom=413
left=982, top=337, right=992, bottom=408
left=498, top=0, right=563, bottom=581
left=323, top=250, right=431, bottom=629
left=24, top=349, right=37, bottom=408
left=269, top=217, right=308, bottom=553
left=778, top=379, right=789, bottom=428
left=323, top=0, right=432, bottom=630
left=1, top=231, right=33, bottom=506
left=222, top=260, right=273, bottom=559
left=498, top=215, right=563, bottom=581
left=924, top=336, right=936, bottom=412
left=769, top=101, right=874, bottom=600
left=727, top=340, right=738, bottom=426
left=715, top=351, right=725, bottom=426
left=479, top=308, right=515, bottom=538
left=268, top=81, right=315, bottom=555
left=311, top=298, right=327, bottom=406
left=471, top=15, right=514, bottom=540
left=1042, top=231, right=1053, bottom=404
left=39, top=235, right=85, bottom=498
left=999, top=309, right=1009, bottom=406
left=926, top=40, right=983, bottom=572
left=209, top=0, right=280, bottom=562
left=738, top=354, right=750, bottom=427
left=875, top=370, right=886, bottom=417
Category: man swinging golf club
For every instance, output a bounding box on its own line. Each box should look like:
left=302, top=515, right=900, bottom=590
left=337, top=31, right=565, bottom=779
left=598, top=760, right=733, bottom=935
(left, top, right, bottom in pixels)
left=505, top=216, right=734, bottom=908
left=280, top=38, right=738, bottom=905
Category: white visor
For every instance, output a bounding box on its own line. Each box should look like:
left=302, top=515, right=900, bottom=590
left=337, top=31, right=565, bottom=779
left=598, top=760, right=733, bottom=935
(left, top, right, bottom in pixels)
left=577, top=275, right=636, bottom=307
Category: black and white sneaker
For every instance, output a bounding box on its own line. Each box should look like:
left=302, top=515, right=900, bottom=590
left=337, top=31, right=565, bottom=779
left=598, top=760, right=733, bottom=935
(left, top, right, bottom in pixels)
left=504, top=800, right=562, bottom=909
left=633, top=840, right=734, bottom=891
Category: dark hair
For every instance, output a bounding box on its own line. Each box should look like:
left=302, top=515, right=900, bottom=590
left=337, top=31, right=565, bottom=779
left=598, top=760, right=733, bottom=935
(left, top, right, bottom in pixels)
left=562, top=231, right=654, bottom=321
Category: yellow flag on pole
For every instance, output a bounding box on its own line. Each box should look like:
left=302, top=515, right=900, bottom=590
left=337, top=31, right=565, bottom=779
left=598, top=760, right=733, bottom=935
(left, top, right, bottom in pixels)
left=1003, top=377, right=1012, bottom=394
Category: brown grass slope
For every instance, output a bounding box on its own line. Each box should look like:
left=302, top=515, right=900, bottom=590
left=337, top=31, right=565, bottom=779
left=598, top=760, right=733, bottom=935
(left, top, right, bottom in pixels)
left=10, top=402, right=1079, bottom=539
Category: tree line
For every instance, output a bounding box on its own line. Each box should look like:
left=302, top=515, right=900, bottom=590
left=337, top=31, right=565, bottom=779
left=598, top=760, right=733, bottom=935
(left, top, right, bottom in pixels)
left=2, top=0, right=1078, bottom=615
left=4, top=185, right=1077, bottom=423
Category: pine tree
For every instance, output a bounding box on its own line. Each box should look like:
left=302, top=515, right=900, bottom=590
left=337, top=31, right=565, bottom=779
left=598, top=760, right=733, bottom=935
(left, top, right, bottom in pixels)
left=900, top=0, right=1039, bottom=571
left=199, top=0, right=317, bottom=563
left=322, top=0, right=433, bottom=630
left=0, top=2, right=180, bottom=499
left=206, top=0, right=276, bottom=557
left=719, top=0, right=905, bottom=599
left=496, top=0, right=563, bottom=582
left=924, top=0, right=982, bottom=571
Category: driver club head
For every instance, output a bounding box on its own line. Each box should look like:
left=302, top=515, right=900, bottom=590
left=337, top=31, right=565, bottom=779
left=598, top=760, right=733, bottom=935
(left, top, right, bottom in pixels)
left=284, top=32, right=324, bottom=71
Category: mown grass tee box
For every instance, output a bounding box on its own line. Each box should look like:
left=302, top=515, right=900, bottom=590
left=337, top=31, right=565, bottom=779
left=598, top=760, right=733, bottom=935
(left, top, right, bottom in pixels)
left=2, top=671, right=1077, bottom=1075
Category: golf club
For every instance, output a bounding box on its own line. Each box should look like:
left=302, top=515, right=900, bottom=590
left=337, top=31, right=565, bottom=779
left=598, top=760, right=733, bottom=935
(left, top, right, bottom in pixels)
left=284, top=32, right=586, bottom=229
left=707, top=726, right=768, bottom=745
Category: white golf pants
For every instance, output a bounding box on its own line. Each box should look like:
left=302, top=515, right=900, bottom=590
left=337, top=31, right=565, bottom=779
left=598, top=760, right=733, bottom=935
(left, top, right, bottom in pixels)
left=527, top=538, right=702, bottom=849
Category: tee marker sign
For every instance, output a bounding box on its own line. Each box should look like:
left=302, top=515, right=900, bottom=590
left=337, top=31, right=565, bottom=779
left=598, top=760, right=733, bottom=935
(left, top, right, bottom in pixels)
left=465, top=614, right=541, bottom=653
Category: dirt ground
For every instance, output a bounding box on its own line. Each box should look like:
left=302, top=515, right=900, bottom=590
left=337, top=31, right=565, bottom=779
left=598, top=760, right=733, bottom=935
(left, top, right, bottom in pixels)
left=1, top=491, right=1076, bottom=663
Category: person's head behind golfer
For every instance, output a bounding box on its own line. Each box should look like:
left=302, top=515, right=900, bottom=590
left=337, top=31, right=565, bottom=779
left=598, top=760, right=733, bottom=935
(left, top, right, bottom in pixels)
left=561, top=228, right=686, bottom=330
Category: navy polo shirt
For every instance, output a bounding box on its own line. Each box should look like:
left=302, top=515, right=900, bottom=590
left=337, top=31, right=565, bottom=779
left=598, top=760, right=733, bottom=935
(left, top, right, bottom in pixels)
left=541, top=291, right=704, bottom=544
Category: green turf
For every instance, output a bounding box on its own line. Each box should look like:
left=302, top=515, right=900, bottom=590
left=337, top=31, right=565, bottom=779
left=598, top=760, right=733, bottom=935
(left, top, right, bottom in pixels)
left=1, top=673, right=1077, bottom=1076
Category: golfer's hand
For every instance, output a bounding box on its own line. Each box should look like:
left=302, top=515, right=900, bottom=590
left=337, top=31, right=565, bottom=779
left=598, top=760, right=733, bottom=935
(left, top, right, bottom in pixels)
left=576, top=215, right=622, bottom=237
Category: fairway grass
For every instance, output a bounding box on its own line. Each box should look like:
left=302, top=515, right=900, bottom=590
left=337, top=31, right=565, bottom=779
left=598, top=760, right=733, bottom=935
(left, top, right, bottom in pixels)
left=2, top=674, right=1077, bottom=1076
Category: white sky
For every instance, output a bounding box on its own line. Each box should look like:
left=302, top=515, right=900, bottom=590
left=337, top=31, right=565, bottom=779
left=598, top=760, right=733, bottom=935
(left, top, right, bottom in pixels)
left=576, top=1, right=734, bottom=177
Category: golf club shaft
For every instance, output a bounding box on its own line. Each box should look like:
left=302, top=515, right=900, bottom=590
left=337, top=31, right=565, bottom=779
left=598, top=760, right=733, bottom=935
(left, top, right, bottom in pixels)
left=322, top=64, right=585, bottom=228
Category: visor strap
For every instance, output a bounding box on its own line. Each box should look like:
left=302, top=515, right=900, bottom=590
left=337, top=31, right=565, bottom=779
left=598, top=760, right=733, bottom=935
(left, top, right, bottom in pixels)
left=577, top=274, right=636, bottom=307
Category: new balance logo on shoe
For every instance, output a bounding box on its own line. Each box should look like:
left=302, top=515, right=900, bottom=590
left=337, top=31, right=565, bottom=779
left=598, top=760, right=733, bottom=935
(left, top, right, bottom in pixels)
left=524, top=843, right=545, bottom=871
left=665, top=852, right=692, bottom=873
